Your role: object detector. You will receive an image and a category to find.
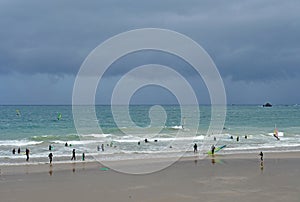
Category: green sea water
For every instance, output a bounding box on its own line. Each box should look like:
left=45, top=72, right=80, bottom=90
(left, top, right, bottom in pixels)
left=0, top=105, right=300, bottom=165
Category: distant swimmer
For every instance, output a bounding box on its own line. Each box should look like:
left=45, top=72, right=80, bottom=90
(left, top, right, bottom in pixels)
left=71, top=149, right=76, bottom=160
left=193, top=143, right=198, bottom=153
left=48, top=152, right=53, bottom=164
left=25, top=148, right=30, bottom=161
left=49, top=145, right=52, bottom=151
left=12, top=148, right=16, bottom=155
left=17, top=147, right=21, bottom=154
left=144, top=139, right=148, bottom=143
left=138, top=141, right=140, bottom=145
left=65, top=142, right=68, bottom=147
left=259, top=151, right=264, bottom=161
left=230, top=136, right=233, bottom=139
left=213, top=136, right=217, bottom=141
left=154, top=140, right=158, bottom=142
left=211, top=144, right=216, bottom=155
left=236, top=136, right=239, bottom=142
left=245, top=135, right=248, bottom=139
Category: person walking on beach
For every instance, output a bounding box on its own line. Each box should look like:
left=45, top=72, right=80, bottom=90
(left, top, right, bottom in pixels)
left=48, top=152, right=53, bottom=164
left=259, top=151, right=264, bottom=161
left=211, top=144, right=216, bottom=155
left=71, top=149, right=76, bottom=160
left=25, top=148, right=30, bottom=161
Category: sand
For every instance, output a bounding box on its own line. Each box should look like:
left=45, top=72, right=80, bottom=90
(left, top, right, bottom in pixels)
left=1, top=152, right=300, bottom=202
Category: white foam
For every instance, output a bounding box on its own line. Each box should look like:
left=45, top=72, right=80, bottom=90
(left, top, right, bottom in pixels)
left=0, top=140, right=43, bottom=146
left=268, top=132, right=284, bottom=137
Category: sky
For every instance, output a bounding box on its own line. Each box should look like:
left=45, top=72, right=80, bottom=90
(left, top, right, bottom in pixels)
left=0, top=0, right=300, bottom=105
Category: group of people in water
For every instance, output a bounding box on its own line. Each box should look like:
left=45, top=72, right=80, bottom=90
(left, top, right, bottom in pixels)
left=11, top=134, right=267, bottom=166
left=11, top=143, right=88, bottom=165
left=11, top=147, right=30, bottom=161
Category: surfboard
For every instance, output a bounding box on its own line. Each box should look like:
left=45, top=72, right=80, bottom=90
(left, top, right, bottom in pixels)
left=207, top=145, right=226, bottom=155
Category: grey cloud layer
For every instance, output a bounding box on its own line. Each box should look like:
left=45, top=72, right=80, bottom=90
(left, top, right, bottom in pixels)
left=0, top=0, right=299, bottom=81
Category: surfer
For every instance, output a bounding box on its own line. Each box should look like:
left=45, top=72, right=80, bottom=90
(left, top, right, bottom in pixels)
left=259, top=151, right=263, bottom=161
left=193, top=143, right=198, bottom=153
left=71, top=149, right=76, bottom=160
left=25, top=148, right=30, bottom=161
left=273, top=133, right=280, bottom=140
left=48, top=152, right=53, bottom=164
left=273, top=126, right=280, bottom=140
left=211, top=145, right=216, bottom=155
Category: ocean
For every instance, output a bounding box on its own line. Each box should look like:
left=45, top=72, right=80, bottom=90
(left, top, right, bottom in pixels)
left=1, top=105, right=300, bottom=165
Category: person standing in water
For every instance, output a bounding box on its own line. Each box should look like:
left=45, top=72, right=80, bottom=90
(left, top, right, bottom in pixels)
left=25, top=148, right=30, bottom=161
left=71, top=149, right=76, bottom=160
left=48, top=153, right=53, bottom=164
left=193, top=143, right=198, bottom=153
left=12, top=148, right=16, bottom=155
left=211, top=144, right=216, bottom=155
left=82, top=153, right=85, bottom=161
left=101, top=144, right=104, bottom=152
left=17, top=147, right=21, bottom=154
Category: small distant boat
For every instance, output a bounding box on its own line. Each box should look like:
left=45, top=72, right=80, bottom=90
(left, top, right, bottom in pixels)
left=16, top=109, right=21, bottom=116
left=263, top=102, right=272, bottom=107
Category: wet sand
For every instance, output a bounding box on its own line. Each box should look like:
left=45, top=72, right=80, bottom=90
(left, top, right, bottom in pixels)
left=1, top=152, right=300, bottom=202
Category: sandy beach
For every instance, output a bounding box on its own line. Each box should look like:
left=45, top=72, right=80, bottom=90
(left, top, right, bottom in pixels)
left=0, top=152, right=300, bottom=202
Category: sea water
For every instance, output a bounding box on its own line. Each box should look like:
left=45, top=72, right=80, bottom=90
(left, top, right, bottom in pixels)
left=1, top=105, right=300, bottom=165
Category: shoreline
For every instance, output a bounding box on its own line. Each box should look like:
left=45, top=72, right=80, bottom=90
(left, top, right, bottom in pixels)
left=1, top=150, right=300, bottom=176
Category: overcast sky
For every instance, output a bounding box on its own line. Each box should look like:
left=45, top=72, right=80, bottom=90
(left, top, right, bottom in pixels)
left=0, top=0, right=299, bottom=105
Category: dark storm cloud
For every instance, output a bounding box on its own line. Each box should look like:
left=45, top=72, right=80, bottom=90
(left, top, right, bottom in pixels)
left=0, top=0, right=299, bottom=82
